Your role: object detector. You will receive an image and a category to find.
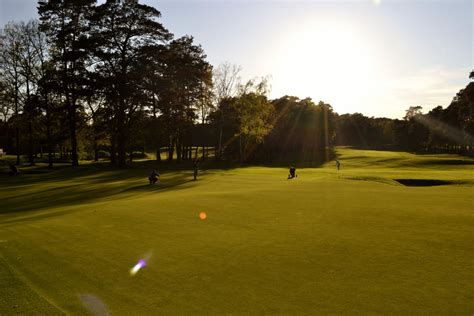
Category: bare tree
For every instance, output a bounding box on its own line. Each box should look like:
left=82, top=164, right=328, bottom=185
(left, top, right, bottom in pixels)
left=28, top=19, right=56, bottom=168
left=18, top=20, right=43, bottom=165
left=213, top=62, right=241, bottom=158
left=0, top=22, right=24, bottom=165
left=213, top=62, right=241, bottom=103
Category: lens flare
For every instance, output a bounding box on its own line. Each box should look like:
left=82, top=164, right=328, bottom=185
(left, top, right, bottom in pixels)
left=199, top=212, right=207, bottom=220
left=79, top=294, right=109, bottom=316
left=130, top=259, right=146, bottom=276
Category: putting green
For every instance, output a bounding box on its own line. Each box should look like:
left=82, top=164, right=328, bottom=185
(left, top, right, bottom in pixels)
left=1, top=148, right=473, bottom=314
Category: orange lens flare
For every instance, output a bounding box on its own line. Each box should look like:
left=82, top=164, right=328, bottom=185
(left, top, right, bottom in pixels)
left=199, top=212, right=207, bottom=220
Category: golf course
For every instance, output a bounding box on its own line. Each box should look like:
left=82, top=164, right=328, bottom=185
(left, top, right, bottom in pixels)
left=1, top=148, right=473, bottom=315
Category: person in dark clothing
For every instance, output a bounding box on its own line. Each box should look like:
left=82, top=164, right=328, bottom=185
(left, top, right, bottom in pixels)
left=148, top=169, right=159, bottom=184
left=336, top=160, right=341, bottom=170
left=288, top=166, right=297, bottom=179
left=8, top=164, right=20, bottom=176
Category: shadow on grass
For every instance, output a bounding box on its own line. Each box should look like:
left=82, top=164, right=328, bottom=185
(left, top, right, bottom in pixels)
left=0, top=167, right=198, bottom=224
left=0, top=208, right=79, bottom=225
left=1, top=156, right=320, bottom=224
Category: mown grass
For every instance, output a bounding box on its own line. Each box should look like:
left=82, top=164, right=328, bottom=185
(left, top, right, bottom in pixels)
left=0, top=148, right=473, bottom=315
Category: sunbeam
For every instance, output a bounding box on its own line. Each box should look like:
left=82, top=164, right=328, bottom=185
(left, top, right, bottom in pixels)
left=415, top=115, right=474, bottom=146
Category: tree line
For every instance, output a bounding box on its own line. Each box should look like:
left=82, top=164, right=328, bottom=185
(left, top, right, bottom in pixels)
left=0, top=0, right=472, bottom=168
left=336, top=76, right=474, bottom=155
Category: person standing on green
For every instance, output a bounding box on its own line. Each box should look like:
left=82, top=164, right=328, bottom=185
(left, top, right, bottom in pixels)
left=193, top=159, right=199, bottom=181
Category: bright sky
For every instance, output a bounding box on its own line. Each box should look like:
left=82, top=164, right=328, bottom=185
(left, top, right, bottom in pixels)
left=1, top=0, right=472, bottom=118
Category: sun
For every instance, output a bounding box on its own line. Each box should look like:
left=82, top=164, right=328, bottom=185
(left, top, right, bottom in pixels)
left=274, top=19, right=383, bottom=114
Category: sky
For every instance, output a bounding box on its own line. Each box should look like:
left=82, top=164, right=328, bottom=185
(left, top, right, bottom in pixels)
left=0, top=0, right=472, bottom=119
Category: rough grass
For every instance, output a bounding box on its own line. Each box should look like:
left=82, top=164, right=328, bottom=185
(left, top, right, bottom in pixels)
left=0, top=148, right=473, bottom=315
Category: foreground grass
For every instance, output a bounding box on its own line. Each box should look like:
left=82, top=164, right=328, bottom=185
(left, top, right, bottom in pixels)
left=0, top=148, right=473, bottom=314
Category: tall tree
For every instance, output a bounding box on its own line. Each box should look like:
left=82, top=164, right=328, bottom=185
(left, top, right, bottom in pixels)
left=29, top=19, right=59, bottom=168
left=233, top=78, right=273, bottom=162
left=158, top=36, right=212, bottom=163
left=38, top=0, right=96, bottom=166
left=234, top=92, right=273, bottom=162
left=90, top=0, right=171, bottom=167
left=443, top=82, right=474, bottom=152
left=209, top=78, right=274, bottom=162
left=17, top=20, right=48, bottom=165
left=0, top=22, right=24, bottom=165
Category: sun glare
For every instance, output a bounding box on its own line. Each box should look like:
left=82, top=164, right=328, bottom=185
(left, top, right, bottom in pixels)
left=275, top=19, right=383, bottom=114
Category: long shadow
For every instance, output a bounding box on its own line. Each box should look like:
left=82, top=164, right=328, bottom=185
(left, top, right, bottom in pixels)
left=0, top=179, right=199, bottom=227
left=0, top=168, right=196, bottom=224
left=131, top=156, right=331, bottom=171
left=0, top=209, right=79, bottom=226
left=0, top=155, right=331, bottom=222
left=2, top=155, right=330, bottom=184
left=121, top=178, right=197, bottom=193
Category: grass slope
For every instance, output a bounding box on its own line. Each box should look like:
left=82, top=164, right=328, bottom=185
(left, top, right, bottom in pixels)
left=1, top=148, right=473, bottom=315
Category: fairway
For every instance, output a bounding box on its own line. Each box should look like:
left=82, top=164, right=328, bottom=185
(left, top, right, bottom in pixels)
left=1, top=148, right=473, bottom=315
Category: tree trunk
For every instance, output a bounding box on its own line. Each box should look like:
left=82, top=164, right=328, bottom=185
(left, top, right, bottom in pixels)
left=176, top=135, right=182, bottom=164
left=115, top=104, right=127, bottom=167
left=167, top=136, right=174, bottom=162
left=68, top=98, right=79, bottom=166
left=67, top=93, right=79, bottom=166
left=15, top=127, right=20, bottom=165
left=217, top=120, right=223, bottom=160
left=110, top=133, right=116, bottom=165
left=46, top=113, right=53, bottom=168
left=26, top=77, right=35, bottom=166
left=14, top=71, right=20, bottom=165
left=48, top=145, right=53, bottom=168
left=28, top=120, right=34, bottom=165
left=156, top=146, right=161, bottom=162
left=239, top=133, right=242, bottom=162
left=117, top=125, right=127, bottom=167
left=93, top=130, right=99, bottom=161
left=181, top=145, right=186, bottom=161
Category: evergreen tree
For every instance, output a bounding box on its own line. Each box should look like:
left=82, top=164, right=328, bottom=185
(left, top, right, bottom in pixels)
left=90, top=0, right=171, bottom=166
left=38, top=0, right=96, bottom=166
